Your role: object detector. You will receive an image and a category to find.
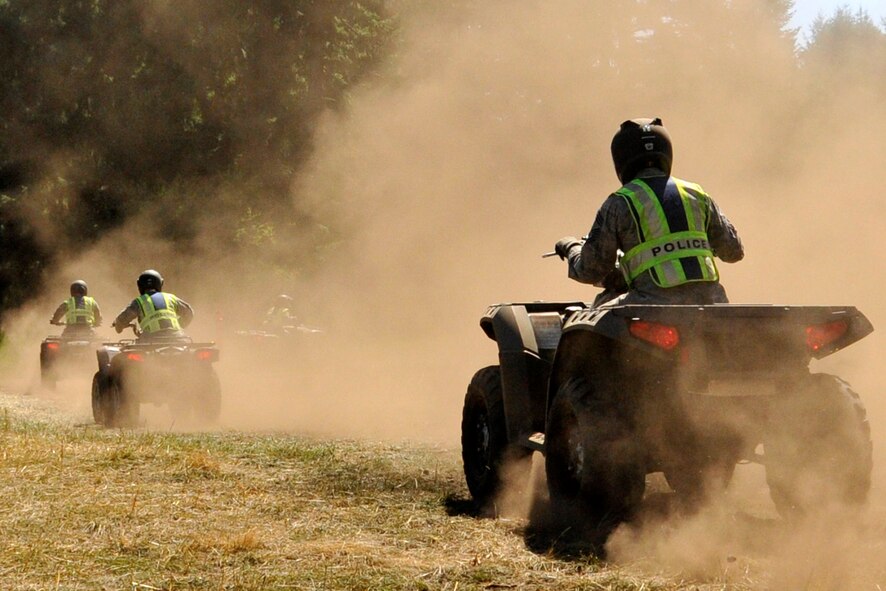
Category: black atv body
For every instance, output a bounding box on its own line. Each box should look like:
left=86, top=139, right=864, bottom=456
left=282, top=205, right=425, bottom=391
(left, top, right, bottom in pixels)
left=40, top=329, right=104, bottom=389
left=461, top=301, right=873, bottom=528
left=91, top=335, right=221, bottom=427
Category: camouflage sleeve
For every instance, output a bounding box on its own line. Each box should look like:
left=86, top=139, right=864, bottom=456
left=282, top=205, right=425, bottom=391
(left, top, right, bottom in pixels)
left=175, top=298, right=194, bottom=328
left=50, top=302, right=67, bottom=324
left=566, top=195, right=623, bottom=286
left=706, top=198, right=744, bottom=263
left=113, top=300, right=140, bottom=331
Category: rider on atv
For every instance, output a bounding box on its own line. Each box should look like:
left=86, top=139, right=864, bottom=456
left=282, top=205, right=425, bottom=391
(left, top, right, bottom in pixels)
left=111, top=270, right=194, bottom=340
left=262, top=294, right=298, bottom=335
left=50, top=280, right=102, bottom=336
left=554, top=117, right=744, bottom=307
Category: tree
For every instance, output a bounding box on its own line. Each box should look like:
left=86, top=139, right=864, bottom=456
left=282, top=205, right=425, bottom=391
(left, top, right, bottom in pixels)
left=0, top=0, right=394, bottom=323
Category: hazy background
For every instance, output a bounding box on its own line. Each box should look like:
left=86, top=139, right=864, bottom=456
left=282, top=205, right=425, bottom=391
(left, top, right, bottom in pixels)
left=1, top=0, right=882, bottom=445
left=0, top=0, right=884, bottom=585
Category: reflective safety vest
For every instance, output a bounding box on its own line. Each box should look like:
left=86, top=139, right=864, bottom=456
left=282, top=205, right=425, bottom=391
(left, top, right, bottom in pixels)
left=65, top=296, right=98, bottom=325
left=617, top=177, right=719, bottom=288
left=135, top=292, right=182, bottom=334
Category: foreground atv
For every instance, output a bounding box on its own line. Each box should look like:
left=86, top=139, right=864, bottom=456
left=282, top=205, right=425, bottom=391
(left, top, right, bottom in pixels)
left=92, top=332, right=221, bottom=428
left=40, top=326, right=104, bottom=389
left=461, top=302, right=873, bottom=530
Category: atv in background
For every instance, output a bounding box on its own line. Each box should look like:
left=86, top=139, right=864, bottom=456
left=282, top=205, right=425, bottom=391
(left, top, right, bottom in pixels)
left=229, top=323, right=324, bottom=372
left=40, top=322, right=105, bottom=389
left=461, top=301, right=873, bottom=534
left=92, top=325, right=221, bottom=428
left=234, top=323, right=323, bottom=343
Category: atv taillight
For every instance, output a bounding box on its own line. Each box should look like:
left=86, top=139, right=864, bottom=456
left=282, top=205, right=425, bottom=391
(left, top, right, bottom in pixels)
left=196, top=349, right=214, bottom=361
left=46, top=342, right=60, bottom=350
left=629, top=320, right=680, bottom=351
left=126, top=352, right=145, bottom=362
left=805, top=320, right=848, bottom=352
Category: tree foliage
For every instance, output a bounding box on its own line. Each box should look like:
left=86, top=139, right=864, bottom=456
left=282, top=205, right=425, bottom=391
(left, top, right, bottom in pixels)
left=0, top=0, right=393, bottom=319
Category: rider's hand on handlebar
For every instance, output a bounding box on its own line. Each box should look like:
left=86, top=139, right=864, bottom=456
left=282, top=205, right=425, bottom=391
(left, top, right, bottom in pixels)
left=554, top=236, right=583, bottom=260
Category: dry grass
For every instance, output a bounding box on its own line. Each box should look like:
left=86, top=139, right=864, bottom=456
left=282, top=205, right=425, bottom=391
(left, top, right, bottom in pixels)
left=1, top=392, right=881, bottom=590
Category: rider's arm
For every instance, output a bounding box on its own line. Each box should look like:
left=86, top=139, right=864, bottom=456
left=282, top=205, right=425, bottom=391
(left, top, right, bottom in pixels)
left=92, top=301, right=103, bottom=327
left=112, top=301, right=139, bottom=333
left=567, top=195, right=623, bottom=287
left=706, top=198, right=744, bottom=263
left=50, top=302, right=67, bottom=325
left=175, top=298, right=194, bottom=328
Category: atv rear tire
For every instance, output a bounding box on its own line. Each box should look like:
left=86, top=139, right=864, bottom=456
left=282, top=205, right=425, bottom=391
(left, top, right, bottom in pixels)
left=106, top=375, right=140, bottom=428
left=764, top=373, right=872, bottom=519
left=545, top=378, right=645, bottom=534
left=40, top=353, right=56, bottom=390
left=91, top=372, right=110, bottom=426
left=197, top=369, right=222, bottom=422
left=461, top=366, right=531, bottom=513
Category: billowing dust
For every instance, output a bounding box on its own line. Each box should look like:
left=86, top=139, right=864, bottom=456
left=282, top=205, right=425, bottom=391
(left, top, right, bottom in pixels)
left=1, top=0, right=884, bottom=584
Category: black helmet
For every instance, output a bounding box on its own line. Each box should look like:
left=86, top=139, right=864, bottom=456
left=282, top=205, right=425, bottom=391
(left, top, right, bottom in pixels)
left=610, top=117, right=673, bottom=184
left=70, top=280, right=88, bottom=297
left=137, top=269, right=164, bottom=295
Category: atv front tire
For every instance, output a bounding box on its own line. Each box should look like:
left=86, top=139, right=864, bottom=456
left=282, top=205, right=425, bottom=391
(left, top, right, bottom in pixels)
left=461, top=366, right=531, bottom=512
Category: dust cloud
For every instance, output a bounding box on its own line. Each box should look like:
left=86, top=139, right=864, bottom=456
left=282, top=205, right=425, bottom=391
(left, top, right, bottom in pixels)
left=1, top=0, right=884, bottom=582
left=287, top=0, right=884, bottom=447
left=283, top=0, right=884, bottom=584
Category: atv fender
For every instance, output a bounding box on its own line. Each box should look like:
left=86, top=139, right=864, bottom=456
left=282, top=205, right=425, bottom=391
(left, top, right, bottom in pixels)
left=96, top=348, right=112, bottom=372
left=481, top=303, right=581, bottom=444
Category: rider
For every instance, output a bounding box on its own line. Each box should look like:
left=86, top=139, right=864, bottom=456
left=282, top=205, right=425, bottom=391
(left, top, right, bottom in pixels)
left=112, top=270, right=194, bottom=339
left=554, top=117, right=744, bottom=306
left=263, top=294, right=297, bottom=334
left=51, top=280, right=102, bottom=335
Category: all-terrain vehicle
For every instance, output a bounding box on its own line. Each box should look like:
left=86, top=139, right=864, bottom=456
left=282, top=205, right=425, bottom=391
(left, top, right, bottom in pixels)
left=230, top=323, right=323, bottom=369
left=461, top=301, right=873, bottom=531
left=91, top=326, right=222, bottom=427
left=40, top=323, right=105, bottom=389
left=234, top=323, right=323, bottom=343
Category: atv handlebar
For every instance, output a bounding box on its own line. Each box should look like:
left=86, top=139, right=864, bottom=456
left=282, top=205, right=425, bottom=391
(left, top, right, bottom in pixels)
left=544, top=235, right=589, bottom=259
left=112, top=322, right=142, bottom=337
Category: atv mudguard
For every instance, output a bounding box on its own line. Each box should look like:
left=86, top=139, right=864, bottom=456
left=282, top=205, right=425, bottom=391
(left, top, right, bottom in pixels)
left=480, top=302, right=584, bottom=444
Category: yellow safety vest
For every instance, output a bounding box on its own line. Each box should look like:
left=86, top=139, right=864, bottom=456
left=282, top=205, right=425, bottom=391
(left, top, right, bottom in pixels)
left=135, top=293, right=182, bottom=334
left=617, top=177, right=719, bottom=288
left=65, top=296, right=98, bottom=325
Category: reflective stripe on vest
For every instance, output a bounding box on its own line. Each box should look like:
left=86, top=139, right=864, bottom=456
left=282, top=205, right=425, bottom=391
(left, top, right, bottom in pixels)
left=135, top=293, right=182, bottom=333
left=65, top=296, right=97, bottom=325
left=617, top=178, right=719, bottom=288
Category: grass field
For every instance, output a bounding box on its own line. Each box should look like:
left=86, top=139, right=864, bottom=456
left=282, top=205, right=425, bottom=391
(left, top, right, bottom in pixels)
left=0, top=391, right=883, bottom=590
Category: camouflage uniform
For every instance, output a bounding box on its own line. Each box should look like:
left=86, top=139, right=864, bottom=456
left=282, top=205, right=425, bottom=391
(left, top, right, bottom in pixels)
left=563, top=169, right=743, bottom=306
